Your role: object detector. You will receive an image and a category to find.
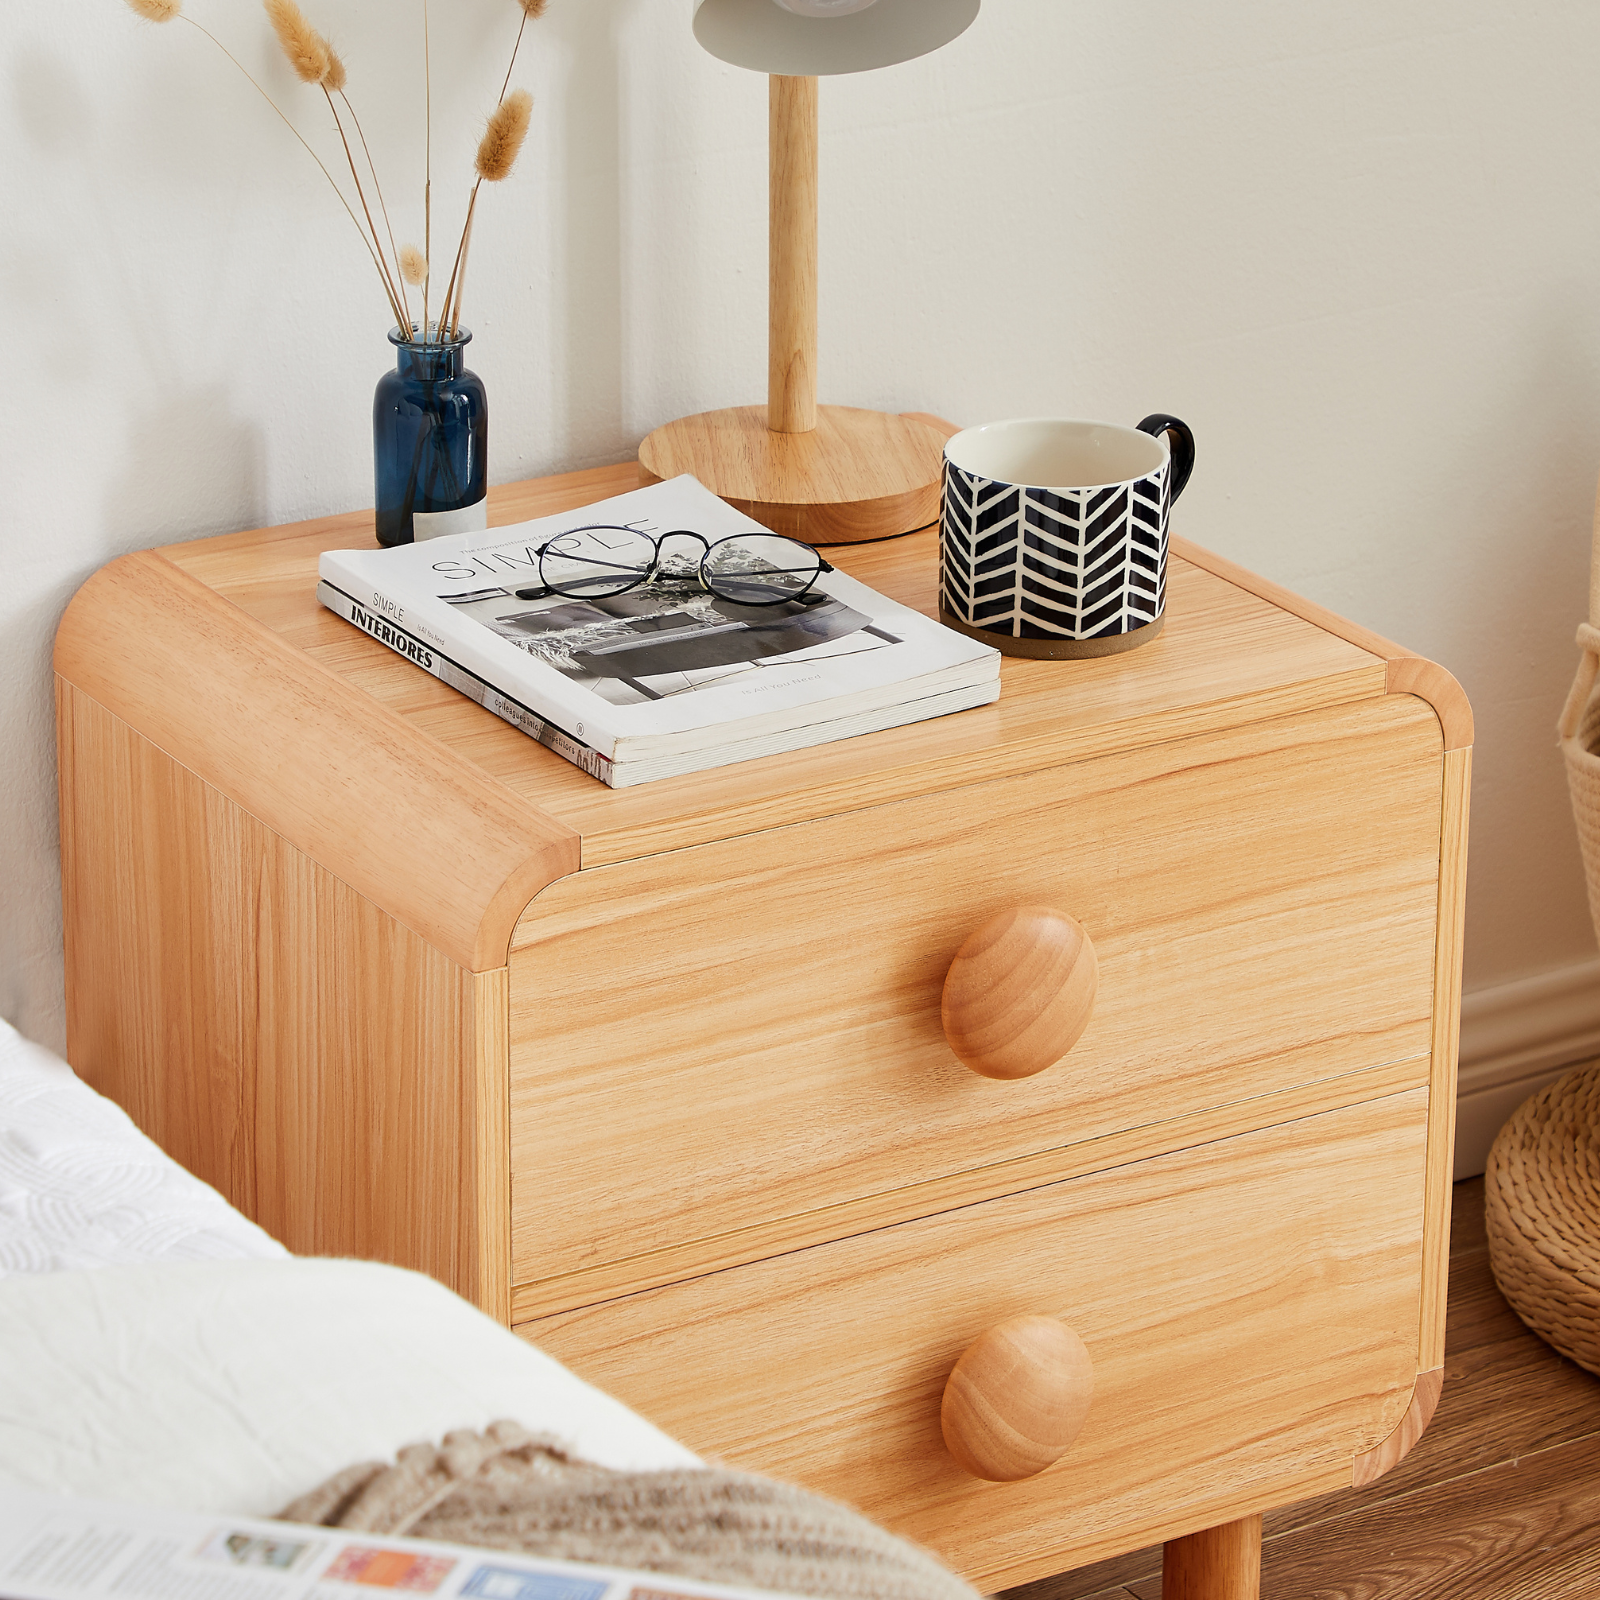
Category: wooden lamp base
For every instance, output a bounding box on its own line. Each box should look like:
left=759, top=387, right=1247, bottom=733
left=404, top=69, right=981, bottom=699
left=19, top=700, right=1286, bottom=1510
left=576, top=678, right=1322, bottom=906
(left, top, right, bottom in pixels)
left=637, top=404, right=947, bottom=547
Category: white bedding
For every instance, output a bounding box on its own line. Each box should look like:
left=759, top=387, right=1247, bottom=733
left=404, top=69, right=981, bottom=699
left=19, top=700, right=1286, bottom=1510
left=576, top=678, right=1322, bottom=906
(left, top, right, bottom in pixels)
left=0, top=1019, right=700, bottom=1512
left=0, top=1018, right=285, bottom=1276
left=0, top=1258, right=698, bottom=1514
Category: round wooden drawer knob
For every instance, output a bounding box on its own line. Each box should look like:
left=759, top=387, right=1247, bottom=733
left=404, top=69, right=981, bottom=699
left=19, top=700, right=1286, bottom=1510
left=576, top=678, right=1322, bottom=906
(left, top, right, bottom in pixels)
left=941, top=906, right=1098, bottom=1079
left=941, top=1315, right=1095, bottom=1482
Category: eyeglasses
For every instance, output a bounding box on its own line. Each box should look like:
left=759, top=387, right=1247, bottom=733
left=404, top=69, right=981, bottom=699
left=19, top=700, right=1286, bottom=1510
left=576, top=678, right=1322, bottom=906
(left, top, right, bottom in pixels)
left=513, top=525, right=833, bottom=608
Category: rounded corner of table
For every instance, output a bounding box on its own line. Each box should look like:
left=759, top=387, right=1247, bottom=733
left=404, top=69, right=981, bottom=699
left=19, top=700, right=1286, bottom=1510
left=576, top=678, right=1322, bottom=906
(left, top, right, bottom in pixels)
left=1351, top=1365, right=1444, bottom=1488
left=1385, top=656, right=1473, bottom=754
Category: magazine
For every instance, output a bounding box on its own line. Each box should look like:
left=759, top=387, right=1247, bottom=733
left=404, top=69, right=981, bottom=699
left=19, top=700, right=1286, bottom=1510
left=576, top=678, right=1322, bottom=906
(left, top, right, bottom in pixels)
left=317, top=475, right=1000, bottom=788
left=0, top=1488, right=809, bottom=1600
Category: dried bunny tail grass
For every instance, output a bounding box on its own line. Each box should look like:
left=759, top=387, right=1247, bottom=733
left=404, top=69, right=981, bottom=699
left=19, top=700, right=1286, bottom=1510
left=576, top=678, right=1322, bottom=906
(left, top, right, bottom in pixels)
left=518, top=0, right=548, bottom=16
left=320, top=38, right=346, bottom=93
left=474, top=89, right=532, bottom=182
left=125, top=0, right=181, bottom=20
left=264, top=0, right=329, bottom=84
left=400, top=245, right=428, bottom=287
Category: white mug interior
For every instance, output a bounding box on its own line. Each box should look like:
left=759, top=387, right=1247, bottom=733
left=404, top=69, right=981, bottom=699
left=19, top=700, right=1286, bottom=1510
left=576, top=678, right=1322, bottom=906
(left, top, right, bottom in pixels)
left=945, top=418, right=1167, bottom=492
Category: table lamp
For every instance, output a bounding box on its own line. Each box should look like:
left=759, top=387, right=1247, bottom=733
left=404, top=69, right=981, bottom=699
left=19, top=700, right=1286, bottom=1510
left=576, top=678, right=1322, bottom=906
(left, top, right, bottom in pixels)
left=638, top=0, right=981, bottom=545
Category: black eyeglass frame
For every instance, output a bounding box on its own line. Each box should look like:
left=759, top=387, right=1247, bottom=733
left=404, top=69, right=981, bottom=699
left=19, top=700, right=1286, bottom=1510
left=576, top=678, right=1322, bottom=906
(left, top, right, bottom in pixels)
left=513, top=525, right=835, bottom=608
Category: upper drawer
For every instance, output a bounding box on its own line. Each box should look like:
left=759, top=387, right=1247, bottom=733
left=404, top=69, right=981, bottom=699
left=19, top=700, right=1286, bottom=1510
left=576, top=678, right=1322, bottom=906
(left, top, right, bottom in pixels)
left=509, top=695, right=1442, bottom=1300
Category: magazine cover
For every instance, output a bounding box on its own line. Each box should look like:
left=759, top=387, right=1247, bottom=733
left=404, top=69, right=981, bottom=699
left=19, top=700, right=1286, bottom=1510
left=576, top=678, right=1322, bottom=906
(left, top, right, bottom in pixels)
left=0, top=1489, right=812, bottom=1600
left=318, top=476, right=999, bottom=768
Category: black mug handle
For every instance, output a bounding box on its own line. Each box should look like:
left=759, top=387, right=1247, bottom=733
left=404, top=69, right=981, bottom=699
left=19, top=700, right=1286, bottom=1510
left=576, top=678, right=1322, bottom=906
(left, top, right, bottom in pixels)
left=1136, top=414, right=1195, bottom=504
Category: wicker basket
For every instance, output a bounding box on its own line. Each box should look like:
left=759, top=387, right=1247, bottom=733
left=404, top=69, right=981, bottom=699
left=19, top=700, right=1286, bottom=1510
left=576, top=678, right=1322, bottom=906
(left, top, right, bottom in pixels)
left=1488, top=496, right=1600, bottom=1369
left=1558, top=476, right=1600, bottom=919
left=1558, top=620, right=1600, bottom=935
left=1485, top=1061, right=1600, bottom=1376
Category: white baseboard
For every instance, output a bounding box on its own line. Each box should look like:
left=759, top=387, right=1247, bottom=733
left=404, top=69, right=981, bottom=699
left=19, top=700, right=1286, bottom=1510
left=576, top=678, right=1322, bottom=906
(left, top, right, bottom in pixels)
left=1453, top=958, right=1600, bottom=1179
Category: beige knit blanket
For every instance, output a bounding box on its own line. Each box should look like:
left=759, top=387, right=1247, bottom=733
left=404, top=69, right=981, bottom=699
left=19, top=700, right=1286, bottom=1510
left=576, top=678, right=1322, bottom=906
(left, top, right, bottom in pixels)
left=278, top=1421, right=979, bottom=1600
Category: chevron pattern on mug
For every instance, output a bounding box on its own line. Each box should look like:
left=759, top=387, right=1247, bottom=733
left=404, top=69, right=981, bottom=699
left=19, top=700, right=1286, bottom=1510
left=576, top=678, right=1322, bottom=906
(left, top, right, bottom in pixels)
left=941, top=460, right=1169, bottom=642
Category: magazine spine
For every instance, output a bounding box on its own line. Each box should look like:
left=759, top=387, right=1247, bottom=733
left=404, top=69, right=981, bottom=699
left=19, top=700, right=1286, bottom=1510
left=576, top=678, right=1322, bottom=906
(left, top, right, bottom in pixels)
left=317, top=548, right=621, bottom=759
left=315, top=581, right=616, bottom=787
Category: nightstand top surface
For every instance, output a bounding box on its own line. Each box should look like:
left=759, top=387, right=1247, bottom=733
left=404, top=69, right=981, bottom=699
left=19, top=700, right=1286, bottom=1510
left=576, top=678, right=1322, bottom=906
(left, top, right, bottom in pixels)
left=147, top=461, right=1423, bottom=868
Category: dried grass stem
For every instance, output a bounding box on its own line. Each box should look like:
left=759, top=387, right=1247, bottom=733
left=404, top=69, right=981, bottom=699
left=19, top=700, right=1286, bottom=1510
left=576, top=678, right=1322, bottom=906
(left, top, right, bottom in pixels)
left=324, top=88, right=408, bottom=329
left=447, top=205, right=475, bottom=338
left=135, top=0, right=546, bottom=344
left=437, top=182, right=479, bottom=342
left=339, top=88, right=410, bottom=328
left=176, top=14, right=404, bottom=328
left=498, top=8, right=529, bottom=105
left=435, top=5, right=538, bottom=346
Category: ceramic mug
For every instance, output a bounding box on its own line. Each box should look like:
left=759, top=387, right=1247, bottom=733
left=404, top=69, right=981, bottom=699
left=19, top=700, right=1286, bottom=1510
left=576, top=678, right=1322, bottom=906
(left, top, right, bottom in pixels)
left=939, top=415, right=1196, bottom=658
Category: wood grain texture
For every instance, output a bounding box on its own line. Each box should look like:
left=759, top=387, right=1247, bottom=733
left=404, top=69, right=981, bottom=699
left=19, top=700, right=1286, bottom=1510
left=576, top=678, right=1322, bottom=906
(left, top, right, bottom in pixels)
left=472, top=966, right=512, bottom=1325
left=1256, top=1179, right=1600, bottom=1549
left=1172, top=537, right=1473, bottom=753
left=152, top=473, right=1399, bottom=872
left=903, top=412, right=962, bottom=442
left=768, top=74, right=817, bottom=433
left=54, top=549, right=577, bottom=972
left=555, top=545, right=1383, bottom=865
left=638, top=404, right=945, bottom=543
left=1427, top=1177, right=1600, bottom=1465
left=1420, top=747, right=1471, bottom=1370
left=942, top=606, right=1165, bottom=662
left=1244, top=1187, right=1600, bottom=1600
left=1351, top=1367, right=1443, bottom=1487
left=1004, top=1181, right=1600, bottom=1600
left=1251, top=1431, right=1600, bottom=1600
left=941, top=908, right=1098, bottom=1081
left=507, top=696, right=1442, bottom=1298
left=519, top=1091, right=1429, bottom=1592
left=56, top=682, right=509, bottom=1312
left=61, top=458, right=1467, bottom=1587
left=941, top=1316, right=1095, bottom=1481
left=1007, top=1544, right=1164, bottom=1600
left=1162, top=1515, right=1261, bottom=1600
left=508, top=1052, right=1428, bottom=1323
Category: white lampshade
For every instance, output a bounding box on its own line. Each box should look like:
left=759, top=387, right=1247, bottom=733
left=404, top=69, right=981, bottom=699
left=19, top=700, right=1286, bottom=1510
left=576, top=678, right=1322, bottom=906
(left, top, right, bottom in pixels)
left=693, top=0, right=979, bottom=76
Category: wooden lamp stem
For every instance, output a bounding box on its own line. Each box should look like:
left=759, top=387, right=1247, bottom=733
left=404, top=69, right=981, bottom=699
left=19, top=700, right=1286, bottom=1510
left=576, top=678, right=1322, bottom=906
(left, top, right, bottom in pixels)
left=769, top=74, right=818, bottom=434
left=640, top=74, right=946, bottom=541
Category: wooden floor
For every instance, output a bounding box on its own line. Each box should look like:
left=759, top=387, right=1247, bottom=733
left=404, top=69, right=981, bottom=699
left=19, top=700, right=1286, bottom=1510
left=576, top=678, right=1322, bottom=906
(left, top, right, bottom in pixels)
left=1002, top=1178, right=1600, bottom=1600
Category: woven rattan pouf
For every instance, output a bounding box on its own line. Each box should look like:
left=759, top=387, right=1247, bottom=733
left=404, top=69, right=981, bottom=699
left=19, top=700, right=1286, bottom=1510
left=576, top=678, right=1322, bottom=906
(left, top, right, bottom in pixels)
left=1485, top=1061, right=1600, bottom=1376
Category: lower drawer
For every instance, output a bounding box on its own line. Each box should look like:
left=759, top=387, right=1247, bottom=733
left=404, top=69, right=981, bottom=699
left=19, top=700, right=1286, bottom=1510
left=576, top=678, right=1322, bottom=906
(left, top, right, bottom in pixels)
left=520, top=1088, right=1429, bottom=1591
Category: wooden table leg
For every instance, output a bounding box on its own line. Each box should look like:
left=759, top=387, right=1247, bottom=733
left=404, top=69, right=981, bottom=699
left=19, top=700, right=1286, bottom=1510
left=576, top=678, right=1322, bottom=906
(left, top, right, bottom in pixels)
left=1162, top=1513, right=1262, bottom=1600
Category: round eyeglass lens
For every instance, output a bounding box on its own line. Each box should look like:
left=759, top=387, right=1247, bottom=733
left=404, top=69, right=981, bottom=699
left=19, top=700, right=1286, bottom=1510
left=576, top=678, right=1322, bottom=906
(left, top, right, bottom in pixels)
left=703, top=534, right=823, bottom=605
left=539, top=525, right=655, bottom=598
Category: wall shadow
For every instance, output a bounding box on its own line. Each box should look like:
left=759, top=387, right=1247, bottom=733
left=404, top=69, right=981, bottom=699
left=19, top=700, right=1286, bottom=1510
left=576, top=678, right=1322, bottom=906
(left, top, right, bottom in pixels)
left=559, top=0, right=639, bottom=468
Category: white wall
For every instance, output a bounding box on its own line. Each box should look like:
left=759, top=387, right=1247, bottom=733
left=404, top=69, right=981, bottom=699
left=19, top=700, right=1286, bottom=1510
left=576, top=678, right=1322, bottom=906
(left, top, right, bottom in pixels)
left=4, top=1, right=1599, bottom=1065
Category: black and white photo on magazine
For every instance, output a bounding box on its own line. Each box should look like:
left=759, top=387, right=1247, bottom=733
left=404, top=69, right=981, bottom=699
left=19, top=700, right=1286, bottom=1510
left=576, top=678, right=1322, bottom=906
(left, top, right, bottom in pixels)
left=440, top=525, right=902, bottom=707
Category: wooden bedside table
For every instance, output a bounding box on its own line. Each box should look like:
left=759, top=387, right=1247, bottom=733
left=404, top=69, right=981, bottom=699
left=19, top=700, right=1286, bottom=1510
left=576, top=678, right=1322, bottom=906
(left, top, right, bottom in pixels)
left=55, top=461, right=1469, bottom=1599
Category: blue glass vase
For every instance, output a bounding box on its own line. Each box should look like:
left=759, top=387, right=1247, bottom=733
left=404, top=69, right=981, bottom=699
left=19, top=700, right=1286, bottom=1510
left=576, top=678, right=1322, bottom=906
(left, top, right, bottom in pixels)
left=373, top=325, right=487, bottom=546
